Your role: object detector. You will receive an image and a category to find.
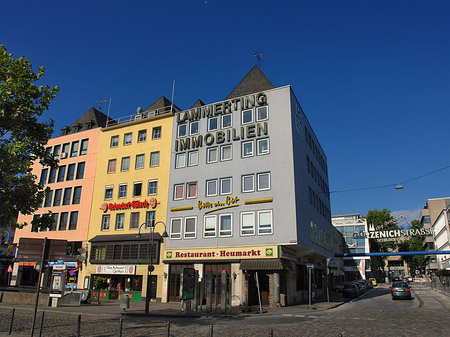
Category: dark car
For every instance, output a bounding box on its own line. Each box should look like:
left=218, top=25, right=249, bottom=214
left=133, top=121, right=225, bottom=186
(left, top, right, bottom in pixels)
left=343, top=284, right=360, bottom=298
left=391, top=282, right=412, bottom=300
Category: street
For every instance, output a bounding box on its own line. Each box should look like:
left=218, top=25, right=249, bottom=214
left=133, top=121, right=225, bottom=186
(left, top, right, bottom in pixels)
left=0, top=284, right=449, bottom=336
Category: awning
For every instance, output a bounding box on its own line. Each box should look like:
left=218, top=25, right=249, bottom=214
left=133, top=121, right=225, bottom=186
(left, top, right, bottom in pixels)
left=89, top=233, right=162, bottom=243
left=240, top=259, right=294, bottom=271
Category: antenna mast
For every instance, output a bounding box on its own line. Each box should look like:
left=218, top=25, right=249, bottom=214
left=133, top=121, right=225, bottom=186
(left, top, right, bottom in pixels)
left=254, top=51, right=263, bottom=67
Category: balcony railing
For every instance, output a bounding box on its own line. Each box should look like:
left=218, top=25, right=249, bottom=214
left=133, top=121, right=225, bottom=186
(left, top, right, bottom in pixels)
left=106, top=105, right=175, bottom=127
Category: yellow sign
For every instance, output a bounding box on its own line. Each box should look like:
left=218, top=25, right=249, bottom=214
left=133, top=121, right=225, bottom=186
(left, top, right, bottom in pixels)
left=198, top=196, right=240, bottom=214
left=165, top=246, right=278, bottom=261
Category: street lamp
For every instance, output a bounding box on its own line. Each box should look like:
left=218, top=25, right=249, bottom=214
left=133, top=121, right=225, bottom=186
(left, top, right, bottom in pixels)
left=136, top=221, right=168, bottom=314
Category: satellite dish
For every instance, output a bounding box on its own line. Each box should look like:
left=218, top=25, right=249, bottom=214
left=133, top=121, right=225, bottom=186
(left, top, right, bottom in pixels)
left=137, top=106, right=143, bottom=114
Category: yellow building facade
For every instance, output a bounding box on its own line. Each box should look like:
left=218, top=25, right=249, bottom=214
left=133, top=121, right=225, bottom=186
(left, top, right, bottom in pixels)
left=84, top=109, right=173, bottom=302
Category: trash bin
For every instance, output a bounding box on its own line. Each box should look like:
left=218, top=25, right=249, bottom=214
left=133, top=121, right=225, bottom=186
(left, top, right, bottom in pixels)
left=120, top=294, right=130, bottom=310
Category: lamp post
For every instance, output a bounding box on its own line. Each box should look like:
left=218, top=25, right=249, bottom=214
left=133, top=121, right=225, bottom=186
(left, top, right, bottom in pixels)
left=137, top=221, right=168, bottom=314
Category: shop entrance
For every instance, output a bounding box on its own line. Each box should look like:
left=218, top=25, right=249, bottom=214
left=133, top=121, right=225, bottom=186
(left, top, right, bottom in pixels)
left=247, top=272, right=270, bottom=306
left=91, top=274, right=143, bottom=300
left=168, top=264, right=194, bottom=302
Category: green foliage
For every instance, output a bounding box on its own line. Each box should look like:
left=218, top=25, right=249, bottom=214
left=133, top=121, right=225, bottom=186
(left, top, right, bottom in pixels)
left=0, top=45, right=59, bottom=230
left=408, top=220, right=426, bottom=269
left=364, top=208, right=403, bottom=252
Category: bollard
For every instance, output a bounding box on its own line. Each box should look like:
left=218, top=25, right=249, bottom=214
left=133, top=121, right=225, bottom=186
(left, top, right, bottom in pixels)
left=269, top=328, right=273, bottom=337
left=119, top=318, right=123, bottom=337
left=39, top=311, right=45, bottom=337
left=209, top=325, right=214, bottom=337
left=166, top=321, right=170, bottom=337
left=76, top=314, right=81, bottom=337
left=8, top=308, right=14, bottom=335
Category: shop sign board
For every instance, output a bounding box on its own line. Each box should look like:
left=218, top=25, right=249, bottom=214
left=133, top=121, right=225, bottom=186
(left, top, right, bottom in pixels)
left=165, top=246, right=278, bottom=261
left=95, top=265, right=136, bottom=275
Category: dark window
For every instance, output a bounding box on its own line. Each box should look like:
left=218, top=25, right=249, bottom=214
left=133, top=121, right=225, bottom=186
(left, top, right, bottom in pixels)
left=114, top=245, right=122, bottom=260
left=69, top=211, right=78, bottom=230
left=59, top=212, right=68, bottom=231
left=40, top=169, right=48, bottom=185
left=48, top=167, right=57, bottom=184
left=76, top=162, right=85, bottom=179
left=66, top=164, right=75, bottom=181
left=80, top=139, right=89, bottom=155
left=63, top=188, right=72, bottom=205
left=57, top=166, right=66, bottom=182
left=72, top=186, right=82, bottom=204
left=44, top=190, right=53, bottom=207
left=53, top=189, right=62, bottom=206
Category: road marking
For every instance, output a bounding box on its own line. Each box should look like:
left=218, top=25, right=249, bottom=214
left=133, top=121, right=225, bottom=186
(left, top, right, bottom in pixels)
left=295, top=315, right=305, bottom=317
left=308, top=315, right=318, bottom=318
left=283, top=314, right=293, bottom=317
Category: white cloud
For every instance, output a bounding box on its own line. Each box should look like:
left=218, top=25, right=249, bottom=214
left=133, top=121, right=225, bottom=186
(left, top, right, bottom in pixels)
left=392, top=209, right=421, bottom=227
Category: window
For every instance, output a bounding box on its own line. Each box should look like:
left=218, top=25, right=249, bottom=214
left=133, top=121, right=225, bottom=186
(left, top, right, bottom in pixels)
left=152, top=126, right=161, bottom=139
left=110, top=136, right=119, bottom=147
left=204, top=215, right=216, bottom=238
left=72, top=186, right=82, bottom=204
left=170, top=218, right=182, bottom=239
left=242, top=109, right=253, bottom=124
left=80, top=139, right=89, bottom=155
left=148, top=180, right=157, bottom=195
left=174, top=184, right=184, bottom=200
left=206, top=179, right=218, bottom=197
left=76, top=162, right=85, bottom=179
left=59, top=212, right=68, bottom=231
left=53, top=145, right=61, bottom=160
left=130, top=212, right=139, bottom=229
left=208, top=117, right=218, bottom=131
left=118, top=184, right=127, bottom=198
left=188, top=151, right=198, bottom=166
left=133, top=182, right=142, bottom=197
left=63, top=188, right=72, bottom=205
left=220, top=177, right=232, bottom=195
left=190, top=121, right=199, bottom=135
left=256, top=106, right=268, bottom=121
left=53, top=189, right=62, bottom=206
left=241, top=212, right=255, bottom=236
left=242, top=141, right=254, bottom=158
left=257, top=138, right=270, bottom=155
left=222, top=114, right=232, bottom=128
left=31, top=215, right=40, bottom=232
left=57, top=166, right=66, bottom=182
left=44, top=190, right=53, bottom=207
left=70, top=141, right=79, bottom=157
left=219, top=214, right=232, bottom=237
left=150, top=151, right=160, bottom=167
left=257, top=172, right=271, bottom=191
left=178, top=123, right=187, bottom=138
left=242, top=174, right=255, bottom=192
left=185, top=217, right=196, bottom=239
left=107, top=159, right=117, bottom=173
left=40, top=168, right=48, bottom=185
left=66, top=164, right=75, bottom=181
left=258, top=210, right=273, bottom=235
left=221, top=144, right=232, bottom=161
left=68, top=211, right=78, bottom=230
left=48, top=167, right=57, bottom=184
left=207, top=147, right=218, bottom=163
left=115, top=213, right=125, bottom=230
left=176, top=153, right=186, bottom=168
left=138, top=130, right=147, bottom=142
left=146, top=211, right=155, bottom=227
left=187, top=182, right=197, bottom=199
left=105, top=185, right=113, bottom=200
left=102, top=215, right=110, bottom=231
left=124, top=133, right=132, bottom=145
left=61, top=143, right=70, bottom=157
left=121, top=157, right=130, bottom=171
left=135, top=154, right=145, bottom=169
left=51, top=214, right=59, bottom=231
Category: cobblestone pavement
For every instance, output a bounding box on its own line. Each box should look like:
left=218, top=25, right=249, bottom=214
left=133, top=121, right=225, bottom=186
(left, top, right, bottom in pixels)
left=0, top=284, right=448, bottom=336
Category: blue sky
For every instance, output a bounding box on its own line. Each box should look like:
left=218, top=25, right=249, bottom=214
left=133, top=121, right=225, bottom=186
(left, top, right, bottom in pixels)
left=2, top=1, right=450, bottom=224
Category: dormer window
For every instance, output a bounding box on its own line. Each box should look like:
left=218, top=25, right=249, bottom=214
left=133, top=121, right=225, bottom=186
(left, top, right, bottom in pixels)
left=85, top=121, right=94, bottom=130
left=61, top=127, right=70, bottom=135
left=73, top=124, right=82, bottom=133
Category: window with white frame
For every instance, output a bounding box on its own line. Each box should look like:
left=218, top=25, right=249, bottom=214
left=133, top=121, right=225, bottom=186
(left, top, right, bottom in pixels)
left=206, top=147, right=218, bottom=163
left=176, top=153, right=186, bottom=168
left=110, top=135, right=119, bottom=148
left=133, top=182, right=142, bottom=197
left=146, top=211, right=155, bottom=227
left=242, top=140, right=254, bottom=158
left=258, top=210, right=273, bottom=234
left=80, top=139, right=89, bottom=155
left=257, top=172, right=271, bottom=191
left=190, top=121, right=199, bottom=135
left=206, top=179, right=218, bottom=197
left=170, top=218, right=182, bottom=239
left=130, top=212, right=139, bottom=229
left=184, top=217, right=196, bottom=239
left=187, top=182, right=197, bottom=199
left=135, top=154, right=145, bottom=169
left=257, top=138, right=270, bottom=155
left=220, top=177, right=232, bottom=195
left=150, top=151, right=160, bottom=167
left=174, top=184, right=184, bottom=200
left=107, top=159, right=117, bottom=174
left=124, top=133, right=132, bottom=145
left=138, top=129, right=147, bottom=142
left=242, top=174, right=255, bottom=193
left=242, top=109, right=253, bottom=124
left=178, top=124, right=187, bottom=138
left=222, top=114, right=232, bottom=128
left=121, top=157, right=130, bottom=171
left=148, top=180, right=157, bottom=195
left=208, top=117, right=218, bottom=131
left=221, top=144, right=232, bottom=161
left=219, top=213, right=232, bottom=237
left=118, top=184, right=127, bottom=198
left=188, top=151, right=198, bottom=166
left=70, top=141, right=79, bottom=157
left=105, top=185, right=113, bottom=200
left=240, top=211, right=255, bottom=236
left=101, top=215, right=110, bottom=231
left=115, top=213, right=125, bottom=230
left=204, top=215, right=216, bottom=238
left=152, top=126, right=161, bottom=139
left=256, top=106, right=268, bottom=121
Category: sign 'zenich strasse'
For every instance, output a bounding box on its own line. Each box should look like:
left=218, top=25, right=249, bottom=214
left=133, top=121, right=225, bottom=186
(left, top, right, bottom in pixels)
left=353, top=224, right=432, bottom=242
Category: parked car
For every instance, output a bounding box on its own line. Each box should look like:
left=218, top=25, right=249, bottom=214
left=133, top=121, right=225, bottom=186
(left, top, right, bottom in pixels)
left=334, top=282, right=346, bottom=292
left=364, top=280, right=373, bottom=289
left=392, top=276, right=401, bottom=282
left=391, top=282, right=412, bottom=300
left=356, top=280, right=367, bottom=290
left=343, top=284, right=360, bottom=298
left=369, top=278, right=377, bottom=286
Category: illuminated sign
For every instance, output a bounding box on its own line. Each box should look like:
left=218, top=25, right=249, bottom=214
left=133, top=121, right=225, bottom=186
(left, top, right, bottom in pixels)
left=165, top=246, right=277, bottom=261
left=100, top=198, right=158, bottom=212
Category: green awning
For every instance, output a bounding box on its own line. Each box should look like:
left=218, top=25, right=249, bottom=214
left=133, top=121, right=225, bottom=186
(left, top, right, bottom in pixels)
left=240, top=259, right=293, bottom=271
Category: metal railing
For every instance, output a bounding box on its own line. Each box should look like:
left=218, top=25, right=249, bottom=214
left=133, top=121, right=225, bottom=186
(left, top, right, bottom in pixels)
left=105, top=106, right=175, bottom=127
left=426, top=276, right=450, bottom=295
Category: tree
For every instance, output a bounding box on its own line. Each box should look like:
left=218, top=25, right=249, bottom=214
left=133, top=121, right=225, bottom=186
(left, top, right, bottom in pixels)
left=0, top=45, right=59, bottom=230
left=407, top=220, right=426, bottom=273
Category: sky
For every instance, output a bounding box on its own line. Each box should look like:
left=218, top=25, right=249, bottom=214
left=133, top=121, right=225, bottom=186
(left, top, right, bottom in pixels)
left=2, top=1, right=450, bottom=225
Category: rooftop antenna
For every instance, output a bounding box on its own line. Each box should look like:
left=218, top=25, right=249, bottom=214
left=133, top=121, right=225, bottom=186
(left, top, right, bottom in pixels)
left=171, top=79, right=175, bottom=113
left=96, top=99, right=108, bottom=111
left=254, top=51, right=263, bottom=67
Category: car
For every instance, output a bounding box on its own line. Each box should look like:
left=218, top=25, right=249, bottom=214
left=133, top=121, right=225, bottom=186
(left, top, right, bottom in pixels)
left=355, top=280, right=366, bottom=290
left=391, top=282, right=412, bottom=300
left=369, top=278, right=377, bottom=286
left=392, top=276, right=401, bottom=282
left=343, top=284, right=360, bottom=298
left=364, top=280, right=373, bottom=289
left=334, top=282, right=346, bottom=292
